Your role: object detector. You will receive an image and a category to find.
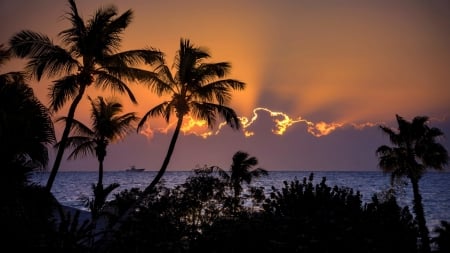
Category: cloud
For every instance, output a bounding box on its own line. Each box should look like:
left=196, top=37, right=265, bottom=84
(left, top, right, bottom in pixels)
left=139, top=106, right=382, bottom=140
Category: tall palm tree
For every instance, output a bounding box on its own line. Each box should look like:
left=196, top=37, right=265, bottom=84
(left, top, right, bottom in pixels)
left=137, top=38, right=245, bottom=195
left=376, top=114, right=448, bottom=253
left=94, top=39, right=246, bottom=251
left=8, top=0, right=163, bottom=191
left=57, top=96, right=138, bottom=188
left=0, top=44, right=55, bottom=186
left=222, top=151, right=268, bottom=198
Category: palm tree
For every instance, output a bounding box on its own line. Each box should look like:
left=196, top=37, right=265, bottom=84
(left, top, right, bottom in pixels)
left=57, top=96, right=137, bottom=220
left=222, top=151, right=268, bottom=198
left=0, top=44, right=55, bottom=186
left=57, top=96, right=138, bottom=188
left=137, top=38, right=245, bottom=195
left=8, top=0, right=163, bottom=191
left=376, top=114, right=448, bottom=253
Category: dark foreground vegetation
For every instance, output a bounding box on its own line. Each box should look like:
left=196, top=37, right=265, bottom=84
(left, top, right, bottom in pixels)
left=2, top=168, right=450, bottom=253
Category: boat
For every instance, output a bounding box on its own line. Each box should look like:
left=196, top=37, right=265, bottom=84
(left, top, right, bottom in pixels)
left=126, top=165, right=145, bottom=172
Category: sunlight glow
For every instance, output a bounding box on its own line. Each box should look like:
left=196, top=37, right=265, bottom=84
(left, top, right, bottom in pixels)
left=307, top=122, right=344, bottom=137
left=239, top=107, right=314, bottom=136
left=138, top=107, right=379, bottom=140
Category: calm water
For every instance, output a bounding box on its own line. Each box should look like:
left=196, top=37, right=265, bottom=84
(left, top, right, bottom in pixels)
left=31, top=170, right=450, bottom=231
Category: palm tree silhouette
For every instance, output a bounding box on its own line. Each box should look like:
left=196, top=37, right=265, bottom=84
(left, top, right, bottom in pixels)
left=137, top=38, right=245, bottom=195
left=57, top=96, right=138, bottom=187
left=8, top=0, right=163, bottom=191
left=0, top=44, right=55, bottom=186
left=57, top=96, right=137, bottom=219
left=223, top=151, right=268, bottom=199
left=376, top=114, right=448, bottom=253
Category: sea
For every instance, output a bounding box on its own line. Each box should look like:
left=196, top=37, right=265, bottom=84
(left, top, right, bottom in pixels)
left=31, top=170, right=450, bottom=233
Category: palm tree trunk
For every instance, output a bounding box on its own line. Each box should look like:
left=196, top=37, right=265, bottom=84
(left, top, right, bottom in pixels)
left=98, top=156, right=104, bottom=187
left=46, top=85, right=86, bottom=192
left=411, top=177, right=431, bottom=253
left=143, top=116, right=183, bottom=195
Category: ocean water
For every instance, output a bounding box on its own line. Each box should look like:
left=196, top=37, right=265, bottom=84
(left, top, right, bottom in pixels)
left=31, top=170, right=450, bottom=232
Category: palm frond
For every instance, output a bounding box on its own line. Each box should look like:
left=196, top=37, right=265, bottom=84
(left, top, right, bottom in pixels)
left=72, top=119, right=95, bottom=137
left=214, top=104, right=241, bottom=130
left=420, top=142, right=448, bottom=170
left=25, top=142, right=50, bottom=169
left=85, top=5, right=121, bottom=55
left=176, top=38, right=210, bottom=84
left=106, top=49, right=163, bottom=66
left=195, top=62, right=230, bottom=83
left=106, top=112, right=138, bottom=141
left=103, top=9, right=132, bottom=50
left=9, top=30, right=54, bottom=58
left=100, top=66, right=170, bottom=95
left=88, top=95, right=102, bottom=123
left=55, top=116, right=94, bottom=138
left=379, top=125, right=402, bottom=146
left=94, top=70, right=137, bottom=104
left=426, top=127, right=445, bottom=139
left=191, top=102, right=241, bottom=130
left=155, top=64, right=176, bottom=84
left=27, top=47, right=78, bottom=80
left=48, top=75, right=80, bottom=111
left=61, top=0, right=86, bottom=43
left=116, top=111, right=139, bottom=128
left=66, top=139, right=96, bottom=160
left=194, top=79, right=245, bottom=104
left=9, top=31, right=78, bottom=80
left=190, top=102, right=216, bottom=127
left=137, top=101, right=170, bottom=131
left=0, top=79, right=55, bottom=169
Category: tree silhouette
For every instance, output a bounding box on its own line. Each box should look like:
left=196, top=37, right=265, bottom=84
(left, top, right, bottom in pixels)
left=0, top=44, right=55, bottom=186
left=376, top=114, right=448, bottom=253
left=221, top=151, right=268, bottom=199
left=57, top=96, right=137, bottom=223
left=8, top=0, right=163, bottom=191
left=57, top=96, right=138, bottom=187
left=94, top=39, right=246, bottom=251
left=137, top=38, right=245, bottom=195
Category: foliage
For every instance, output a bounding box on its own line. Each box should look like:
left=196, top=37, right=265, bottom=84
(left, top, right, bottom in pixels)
left=101, top=170, right=425, bottom=253
left=0, top=44, right=55, bottom=184
left=195, top=173, right=419, bottom=253
left=376, top=115, right=448, bottom=181
left=8, top=0, right=163, bottom=191
left=219, top=151, right=268, bottom=213
left=376, top=114, right=449, bottom=253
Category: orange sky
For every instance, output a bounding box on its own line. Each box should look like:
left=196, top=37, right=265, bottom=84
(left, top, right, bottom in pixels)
left=1, top=0, right=449, bottom=171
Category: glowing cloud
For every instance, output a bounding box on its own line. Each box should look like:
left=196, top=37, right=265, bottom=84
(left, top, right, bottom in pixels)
left=307, top=122, right=344, bottom=137
left=138, top=106, right=380, bottom=140
left=239, top=107, right=314, bottom=136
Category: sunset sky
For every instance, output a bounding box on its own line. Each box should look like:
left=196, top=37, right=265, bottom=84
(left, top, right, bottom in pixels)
left=1, top=0, right=449, bottom=172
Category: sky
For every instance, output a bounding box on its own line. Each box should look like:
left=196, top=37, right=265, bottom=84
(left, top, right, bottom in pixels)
left=1, top=0, right=449, bottom=172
